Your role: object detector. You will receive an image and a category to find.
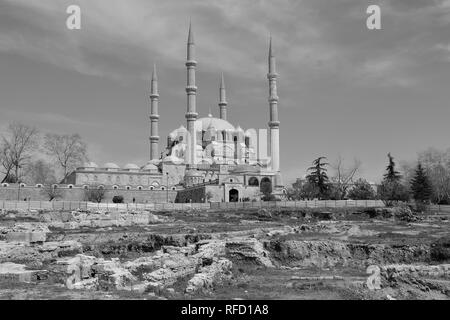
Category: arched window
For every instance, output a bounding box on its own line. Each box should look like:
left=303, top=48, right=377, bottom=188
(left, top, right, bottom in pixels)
left=113, top=185, right=119, bottom=190
left=245, top=136, right=250, bottom=147
left=126, top=186, right=131, bottom=190
left=2, top=183, right=9, bottom=187
left=248, top=177, right=259, bottom=186
left=260, top=177, right=272, bottom=193
left=150, top=186, right=154, bottom=191
left=171, top=187, right=176, bottom=191
left=67, top=184, right=74, bottom=189
left=137, top=186, right=143, bottom=190
left=35, top=184, right=43, bottom=188
left=19, top=183, right=26, bottom=187
left=83, top=185, right=89, bottom=190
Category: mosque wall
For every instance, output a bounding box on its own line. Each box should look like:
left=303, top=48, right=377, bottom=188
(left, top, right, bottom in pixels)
left=0, top=185, right=177, bottom=203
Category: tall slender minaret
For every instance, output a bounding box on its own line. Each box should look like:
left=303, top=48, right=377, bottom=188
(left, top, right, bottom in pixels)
left=149, top=64, right=160, bottom=161
left=185, top=22, right=198, bottom=165
left=268, top=36, right=280, bottom=176
left=219, top=72, right=227, bottom=120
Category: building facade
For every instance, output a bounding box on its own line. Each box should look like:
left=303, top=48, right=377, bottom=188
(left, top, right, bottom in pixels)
left=65, top=24, right=285, bottom=203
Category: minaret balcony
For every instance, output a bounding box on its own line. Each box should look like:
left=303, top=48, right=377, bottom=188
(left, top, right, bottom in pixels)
left=149, top=114, right=160, bottom=120
left=267, top=73, right=278, bottom=79
left=268, top=96, right=279, bottom=102
left=268, top=121, right=280, bottom=128
left=150, top=93, right=160, bottom=99
left=185, top=112, right=198, bottom=120
left=150, top=136, right=160, bottom=142
left=185, top=86, right=198, bottom=93
left=185, top=60, right=198, bottom=67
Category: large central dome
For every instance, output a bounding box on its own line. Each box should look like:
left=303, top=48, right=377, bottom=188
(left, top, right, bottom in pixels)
left=197, top=115, right=235, bottom=131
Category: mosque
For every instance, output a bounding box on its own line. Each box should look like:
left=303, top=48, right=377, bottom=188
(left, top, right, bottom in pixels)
left=64, top=24, right=285, bottom=202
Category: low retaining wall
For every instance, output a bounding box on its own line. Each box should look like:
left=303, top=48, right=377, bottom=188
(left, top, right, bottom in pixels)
left=0, top=186, right=177, bottom=203
left=0, top=199, right=386, bottom=212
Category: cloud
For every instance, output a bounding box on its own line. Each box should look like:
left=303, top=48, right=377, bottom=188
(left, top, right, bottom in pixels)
left=1, top=0, right=448, bottom=89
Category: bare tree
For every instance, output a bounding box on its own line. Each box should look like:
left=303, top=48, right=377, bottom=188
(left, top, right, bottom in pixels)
left=0, top=122, right=38, bottom=183
left=418, top=148, right=450, bottom=204
left=330, top=156, right=361, bottom=200
left=84, top=186, right=106, bottom=203
left=43, top=133, right=88, bottom=181
left=42, top=184, right=63, bottom=201
left=25, top=160, right=58, bottom=185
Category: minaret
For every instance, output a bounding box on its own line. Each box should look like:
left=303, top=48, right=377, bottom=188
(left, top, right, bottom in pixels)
left=185, top=22, right=198, bottom=165
left=219, top=72, right=227, bottom=120
left=149, top=64, right=160, bottom=161
left=267, top=36, right=280, bottom=176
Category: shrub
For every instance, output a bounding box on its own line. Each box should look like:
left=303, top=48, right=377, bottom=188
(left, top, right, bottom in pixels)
left=377, top=180, right=410, bottom=207
left=84, top=187, right=105, bottom=203
left=347, top=179, right=376, bottom=200
left=112, top=195, right=124, bottom=203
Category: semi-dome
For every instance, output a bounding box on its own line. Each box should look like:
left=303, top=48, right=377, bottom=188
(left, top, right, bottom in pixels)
left=197, top=116, right=235, bottom=131
left=163, top=155, right=183, bottom=164
left=104, top=162, right=120, bottom=169
left=124, top=163, right=139, bottom=170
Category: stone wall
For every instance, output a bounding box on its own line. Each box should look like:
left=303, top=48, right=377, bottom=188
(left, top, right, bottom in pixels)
left=175, top=186, right=206, bottom=203
left=175, top=184, right=261, bottom=203
left=0, top=185, right=177, bottom=203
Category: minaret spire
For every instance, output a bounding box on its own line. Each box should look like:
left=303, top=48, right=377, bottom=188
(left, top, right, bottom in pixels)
left=267, top=35, right=281, bottom=182
left=185, top=21, right=198, bottom=165
left=219, top=72, right=228, bottom=120
left=149, top=63, right=160, bottom=161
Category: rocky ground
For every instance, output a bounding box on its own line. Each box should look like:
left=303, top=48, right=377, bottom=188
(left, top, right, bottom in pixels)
left=0, top=205, right=449, bottom=300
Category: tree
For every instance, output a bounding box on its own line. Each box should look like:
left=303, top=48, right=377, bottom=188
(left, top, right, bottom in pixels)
left=205, top=191, right=213, bottom=202
left=417, top=147, right=450, bottom=204
left=0, top=123, right=38, bottom=183
left=378, top=153, right=409, bottom=206
left=384, top=153, right=402, bottom=182
left=306, top=157, right=330, bottom=199
left=377, top=180, right=410, bottom=207
left=44, top=133, right=88, bottom=181
left=42, top=184, right=63, bottom=201
left=25, top=160, right=57, bottom=185
left=261, top=180, right=276, bottom=201
left=330, top=156, right=361, bottom=200
left=347, top=179, right=376, bottom=200
left=410, top=163, right=433, bottom=211
left=84, top=186, right=105, bottom=203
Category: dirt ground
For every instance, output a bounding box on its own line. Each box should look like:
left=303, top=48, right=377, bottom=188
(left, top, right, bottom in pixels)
left=0, top=206, right=449, bottom=300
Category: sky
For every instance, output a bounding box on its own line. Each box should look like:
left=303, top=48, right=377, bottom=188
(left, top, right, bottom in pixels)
left=0, top=0, right=449, bottom=185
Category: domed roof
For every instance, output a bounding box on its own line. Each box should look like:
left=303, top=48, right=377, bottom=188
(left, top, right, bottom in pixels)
left=185, top=169, right=203, bottom=177
left=104, top=162, right=120, bottom=169
left=83, top=162, right=98, bottom=168
left=141, top=162, right=158, bottom=171
left=169, top=125, right=187, bottom=139
left=124, top=163, right=139, bottom=170
left=197, top=116, right=235, bottom=131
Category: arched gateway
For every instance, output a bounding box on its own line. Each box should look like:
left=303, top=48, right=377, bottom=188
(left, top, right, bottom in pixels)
left=229, top=189, right=239, bottom=202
